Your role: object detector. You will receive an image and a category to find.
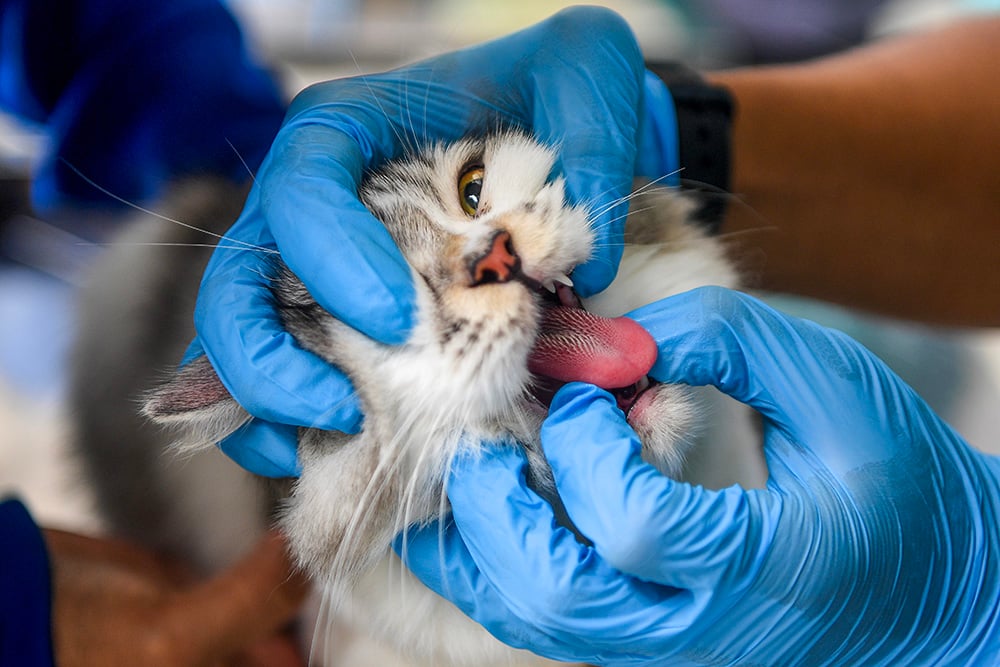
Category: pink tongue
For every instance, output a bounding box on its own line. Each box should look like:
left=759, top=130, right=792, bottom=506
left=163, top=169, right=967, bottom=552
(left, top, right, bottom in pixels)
left=528, top=305, right=657, bottom=389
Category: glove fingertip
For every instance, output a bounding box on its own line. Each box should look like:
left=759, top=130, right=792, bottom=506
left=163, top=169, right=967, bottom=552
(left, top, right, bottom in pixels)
left=218, top=420, right=301, bottom=478
left=179, top=339, right=205, bottom=367
left=636, top=70, right=680, bottom=184
left=569, top=256, right=618, bottom=298
left=546, top=383, right=622, bottom=432
left=356, top=289, right=418, bottom=345
left=543, top=383, right=643, bottom=479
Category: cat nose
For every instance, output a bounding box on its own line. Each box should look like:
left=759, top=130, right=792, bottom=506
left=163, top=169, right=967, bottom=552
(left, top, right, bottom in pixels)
left=470, top=230, right=520, bottom=286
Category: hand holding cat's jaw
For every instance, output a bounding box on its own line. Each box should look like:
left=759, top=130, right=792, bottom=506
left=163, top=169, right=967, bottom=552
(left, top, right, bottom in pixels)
left=188, top=5, right=654, bottom=482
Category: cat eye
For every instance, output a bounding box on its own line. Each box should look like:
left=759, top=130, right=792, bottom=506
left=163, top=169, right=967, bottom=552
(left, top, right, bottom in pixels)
left=458, top=165, right=485, bottom=216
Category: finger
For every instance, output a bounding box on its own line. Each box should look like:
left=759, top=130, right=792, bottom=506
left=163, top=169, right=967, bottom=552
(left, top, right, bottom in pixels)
left=217, top=420, right=302, bottom=478
left=542, top=383, right=773, bottom=590
left=635, top=71, right=681, bottom=184
left=163, top=531, right=309, bottom=663
left=395, top=519, right=591, bottom=664
left=523, top=7, right=645, bottom=296
left=194, top=230, right=363, bottom=432
left=256, top=125, right=417, bottom=343
left=628, top=286, right=903, bottom=467
left=443, top=443, right=697, bottom=652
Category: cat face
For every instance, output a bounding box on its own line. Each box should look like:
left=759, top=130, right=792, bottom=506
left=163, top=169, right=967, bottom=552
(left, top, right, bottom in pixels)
left=341, top=132, right=660, bottom=427
left=362, top=132, right=593, bottom=287
left=360, top=132, right=593, bottom=353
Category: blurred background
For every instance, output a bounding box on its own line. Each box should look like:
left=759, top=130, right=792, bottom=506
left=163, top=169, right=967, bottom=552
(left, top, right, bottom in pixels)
left=2, top=0, right=999, bottom=532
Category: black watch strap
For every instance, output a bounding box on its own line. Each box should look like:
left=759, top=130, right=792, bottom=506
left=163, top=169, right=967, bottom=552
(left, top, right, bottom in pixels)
left=647, top=62, right=734, bottom=233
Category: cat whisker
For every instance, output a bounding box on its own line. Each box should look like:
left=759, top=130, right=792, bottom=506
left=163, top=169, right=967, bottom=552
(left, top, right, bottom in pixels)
left=713, top=225, right=779, bottom=242
left=326, top=393, right=455, bottom=588
left=347, top=49, right=414, bottom=157
left=77, top=241, right=278, bottom=254
left=578, top=249, right=621, bottom=268
left=587, top=242, right=631, bottom=253
left=310, top=585, right=336, bottom=666
left=586, top=168, right=684, bottom=221
left=225, top=137, right=258, bottom=185
left=59, top=160, right=272, bottom=254
left=587, top=203, right=659, bottom=234
left=402, top=64, right=426, bottom=156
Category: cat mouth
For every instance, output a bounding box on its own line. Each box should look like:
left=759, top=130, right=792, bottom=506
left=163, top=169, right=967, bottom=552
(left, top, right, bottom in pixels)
left=518, top=276, right=658, bottom=419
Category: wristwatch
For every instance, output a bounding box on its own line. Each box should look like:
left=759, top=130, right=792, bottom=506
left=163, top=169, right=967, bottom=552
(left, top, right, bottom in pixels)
left=647, top=62, right=734, bottom=233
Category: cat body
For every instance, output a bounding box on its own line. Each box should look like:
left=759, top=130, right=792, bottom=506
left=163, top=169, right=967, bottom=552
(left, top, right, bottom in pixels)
left=70, top=132, right=760, bottom=666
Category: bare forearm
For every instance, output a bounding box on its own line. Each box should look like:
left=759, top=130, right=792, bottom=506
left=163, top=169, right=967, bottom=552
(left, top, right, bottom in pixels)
left=708, top=18, right=1000, bottom=326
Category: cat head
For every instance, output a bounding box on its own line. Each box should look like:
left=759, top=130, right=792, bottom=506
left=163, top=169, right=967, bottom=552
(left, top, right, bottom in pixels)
left=360, top=131, right=594, bottom=335
left=143, top=131, right=657, bottom=448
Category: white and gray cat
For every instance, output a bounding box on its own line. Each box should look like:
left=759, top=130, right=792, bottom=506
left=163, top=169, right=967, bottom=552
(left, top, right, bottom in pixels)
left=70, top=131, right=764, bottom=666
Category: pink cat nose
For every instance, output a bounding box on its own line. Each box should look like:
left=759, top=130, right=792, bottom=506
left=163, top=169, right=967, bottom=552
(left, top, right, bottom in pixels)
left=470, top=230, right=520, bottom=286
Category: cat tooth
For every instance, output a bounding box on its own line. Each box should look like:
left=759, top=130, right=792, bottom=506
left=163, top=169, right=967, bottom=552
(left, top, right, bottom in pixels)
left=542, top=279, right=557, bottom=293
left=553, top=273, right=574, bottom=287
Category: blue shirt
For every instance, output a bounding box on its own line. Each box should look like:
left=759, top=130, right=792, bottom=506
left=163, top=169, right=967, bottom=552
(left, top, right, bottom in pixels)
left=0, top=0, right=285, bottom=212
left=0, top=499, right=53, bottom=667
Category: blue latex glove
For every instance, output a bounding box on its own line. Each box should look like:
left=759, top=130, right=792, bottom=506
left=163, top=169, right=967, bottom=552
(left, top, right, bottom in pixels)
left=194, top=6, right=681, bottom=477
left=400, top=286, right=1000, bottom=665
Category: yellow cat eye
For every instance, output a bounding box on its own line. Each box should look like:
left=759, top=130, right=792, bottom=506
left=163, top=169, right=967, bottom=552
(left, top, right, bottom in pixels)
left=458, top=165, right=485, bottom=217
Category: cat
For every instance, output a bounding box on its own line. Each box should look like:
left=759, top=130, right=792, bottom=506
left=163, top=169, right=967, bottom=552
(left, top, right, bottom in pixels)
left=69, top=130, right=763, bottom=666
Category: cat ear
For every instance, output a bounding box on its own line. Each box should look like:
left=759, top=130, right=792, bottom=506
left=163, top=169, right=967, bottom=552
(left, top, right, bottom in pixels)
left=143, top=355, right=251, bottom=453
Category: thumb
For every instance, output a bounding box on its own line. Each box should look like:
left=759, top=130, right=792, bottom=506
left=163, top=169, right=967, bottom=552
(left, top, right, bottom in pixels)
left=542, top=383, right=777, bottom=590
left=163, top=531, right=309, bottom=663
left=628, top=286, right=905, bottom=470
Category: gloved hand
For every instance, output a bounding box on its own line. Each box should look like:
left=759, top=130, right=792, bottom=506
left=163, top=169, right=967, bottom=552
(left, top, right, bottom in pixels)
left=399, top=286, right=1000, bottom=665
left=194, top=6, right=680, bottom=477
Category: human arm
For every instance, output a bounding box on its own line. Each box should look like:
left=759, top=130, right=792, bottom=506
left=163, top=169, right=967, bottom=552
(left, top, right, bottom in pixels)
left=708, top=18, right=1000, bottom=326
left=399, top=287, right=1000, bottom=664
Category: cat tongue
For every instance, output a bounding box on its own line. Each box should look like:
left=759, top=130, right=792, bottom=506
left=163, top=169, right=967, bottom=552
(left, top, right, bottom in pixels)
left=528, top=305, right=657, bottom=390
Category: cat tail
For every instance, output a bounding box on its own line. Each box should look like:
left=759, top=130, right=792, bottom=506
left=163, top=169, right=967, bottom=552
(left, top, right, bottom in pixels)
left=142, top=355, right=251, bottom=455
